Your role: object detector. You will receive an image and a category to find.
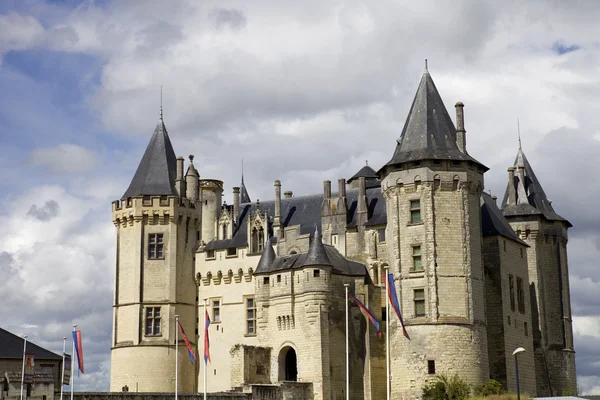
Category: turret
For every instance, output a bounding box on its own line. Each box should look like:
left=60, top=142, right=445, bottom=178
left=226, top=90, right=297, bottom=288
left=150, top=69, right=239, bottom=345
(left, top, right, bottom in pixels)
left=377, top=67, right=489, bottom=397
left=233, top=186, right=240, bottom=225
left=185, top=155, right=199, bottom=201
left=200, top=179, right=223, bottom=243
left=455, top=102, right=466, bottom=153
left=274, top=180, right=282, bottom=239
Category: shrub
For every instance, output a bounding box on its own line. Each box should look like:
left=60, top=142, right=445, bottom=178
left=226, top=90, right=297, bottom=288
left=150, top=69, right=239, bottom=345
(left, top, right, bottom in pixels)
left=422, top=374, right=471, bottom=400
left=473, top=379, right=504, bottom=397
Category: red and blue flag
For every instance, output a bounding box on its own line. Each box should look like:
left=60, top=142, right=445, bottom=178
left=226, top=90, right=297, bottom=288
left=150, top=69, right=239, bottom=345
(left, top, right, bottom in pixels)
left=349, top=292, right=382, bottom=337
left=72, top=330, right=84, bottom=374
left=177, top=321, right=196, bottom=364
left=204, top=311, right=211, bottom=364
left=387, top=273, right=410, bottom=339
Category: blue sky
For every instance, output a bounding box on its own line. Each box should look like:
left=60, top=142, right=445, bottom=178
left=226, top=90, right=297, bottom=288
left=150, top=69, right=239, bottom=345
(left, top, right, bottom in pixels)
left=1, top=0, right=600, bottom=394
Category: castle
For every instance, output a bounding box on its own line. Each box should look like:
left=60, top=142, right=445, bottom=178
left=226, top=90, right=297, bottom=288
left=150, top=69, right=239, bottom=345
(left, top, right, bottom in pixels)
left=109, top=69, right=576, bottom=399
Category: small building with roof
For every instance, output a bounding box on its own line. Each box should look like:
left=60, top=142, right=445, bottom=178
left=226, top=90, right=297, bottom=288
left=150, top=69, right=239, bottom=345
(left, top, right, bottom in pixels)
left=0, top=328, right=64, bottom=400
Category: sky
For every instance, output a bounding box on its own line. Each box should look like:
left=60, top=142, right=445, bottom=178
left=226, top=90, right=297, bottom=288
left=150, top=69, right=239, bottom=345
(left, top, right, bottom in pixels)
left=0, top=0, right=599, bottom=394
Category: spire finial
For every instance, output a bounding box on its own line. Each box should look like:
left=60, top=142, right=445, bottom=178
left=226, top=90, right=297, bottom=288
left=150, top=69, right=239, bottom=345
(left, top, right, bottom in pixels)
left=241, top=158, right=244, bottom=184
left=425, top=59, right=428, bottom=71
left=160, top=86, right=163, bottom=120
left=365, top=160, right=368, bottom=166
left=517, top=118, right=522, bottom=150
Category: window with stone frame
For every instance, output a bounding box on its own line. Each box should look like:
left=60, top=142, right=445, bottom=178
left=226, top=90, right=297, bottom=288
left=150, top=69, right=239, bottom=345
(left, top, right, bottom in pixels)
left=148, top=233, right=164, bottom=259
left=509, top=274, right=516, bottom=311
left=414, top=289, right=425, bottom=317
left=427, top=360, right=436, bottom=374
left=378, top=229, right=386, bottom=242
left=410, top=200, right=422, bottom=224
left=226, top=247, right=237, bottom=257
left=246, top=297, right=256, bottom=335
left=212, top=300, right=221, bottom=323
left=517, top=277, right=525, bottom=314
left=412, top=246, right=423, bottom=271
left=145, top=307, right=161, bottom=336
left=206, top=249, right=215, bottom=259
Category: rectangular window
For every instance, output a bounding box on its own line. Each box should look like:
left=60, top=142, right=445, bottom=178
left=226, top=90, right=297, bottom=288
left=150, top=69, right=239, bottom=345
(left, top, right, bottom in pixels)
left=508, top=315, right=511, bottom=325
left=148, top=233, right=164, bottom=259
left=206, top=249, right=215, bottom=259
left=517, top=277, right=525, bottom=314
left=145, top=307, right=161, bottom=336
left=412, top=246, right=423, bottom=271
left=381, top=307, right=387, bottom=322
left=143, top=195, right=151, bottom=206
left=277, top=275, right=281, bottom=283
left=414, top=289, right=425, bottom=317
left=509, top=275, right=516, bottom=311
left=427, top=360, right=436, bottom=374
left=332, top=234, right=338, bottom=246
left=212, top=300, right=220, bottom=323
left=227, top=247, right=237, bottom=257
left=520, top=247, right=524, bottom=258
left=313, top=270, right=320, bottom=278
left=410, top=200, right=422, bottom=224
left=524, top=321, right=528, bottom=336
left=378, top=229, right=386, bottom=242
left=246, top=298, right=256, bottom=335
left=263, top=277, right=269, bottom=285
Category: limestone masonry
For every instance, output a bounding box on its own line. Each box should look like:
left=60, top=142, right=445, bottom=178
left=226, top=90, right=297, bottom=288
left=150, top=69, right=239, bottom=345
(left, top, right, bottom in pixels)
left=110, top=69, right=576, bottom=399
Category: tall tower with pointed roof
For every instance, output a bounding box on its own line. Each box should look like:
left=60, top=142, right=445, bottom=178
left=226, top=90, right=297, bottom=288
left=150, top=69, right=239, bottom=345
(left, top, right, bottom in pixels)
left=502, top=146, right=576, bottom=396
left=378, top=68, right=489, bottom=396
left=110, top=114, right=201, bottom=392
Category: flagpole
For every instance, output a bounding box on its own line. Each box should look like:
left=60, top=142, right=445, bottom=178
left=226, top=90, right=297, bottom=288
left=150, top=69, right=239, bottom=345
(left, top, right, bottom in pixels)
left=20, top=335, right=27, bottom=400
left=203, top=298, right=207, bottom=400
left=60, top=337, right=66, bottom=400
left=71, top=325, right=76, bottom=400
left=385, top=267, right=390, bottom=400
left=344, top=284, right=349, bottom=400
left=175, top=314, right=179, bottom=400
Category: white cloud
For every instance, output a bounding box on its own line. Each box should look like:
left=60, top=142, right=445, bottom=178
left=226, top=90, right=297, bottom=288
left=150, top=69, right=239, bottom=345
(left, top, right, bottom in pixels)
left=0, top=12, right=45, bottom=63
left=29, top=144, right=98, bottom=174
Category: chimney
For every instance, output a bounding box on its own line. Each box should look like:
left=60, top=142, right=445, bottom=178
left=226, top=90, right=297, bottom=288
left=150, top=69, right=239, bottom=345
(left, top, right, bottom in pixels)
left=357, top=177, right=367, bottom=215
left=336, top=178, right=348, bottom=215
left=337, top=178, right=346, bottom=198
left=455, top=102, right=466, bottom=153
left=492, top=195, right=498, bottom=206
left=233, top=187, right=240, bottom=224
left=284, top=191, right=293, bottom=199
left=323, top=181, right=331, bottom=198
left=274, top=180, right=282, bottom=236
left=507, top=167, right=517, bottom=205
left=176, top=156, right=185, bottom=197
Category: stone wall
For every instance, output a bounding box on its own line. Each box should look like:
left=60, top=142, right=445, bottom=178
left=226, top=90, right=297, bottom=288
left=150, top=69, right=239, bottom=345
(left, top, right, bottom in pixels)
left=56, top=393, right=249, bottom=400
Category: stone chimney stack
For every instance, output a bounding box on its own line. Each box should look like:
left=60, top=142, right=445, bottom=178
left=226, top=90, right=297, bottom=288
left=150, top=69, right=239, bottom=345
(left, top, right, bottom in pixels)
left=337, top=178, right=346, bottom=198
left=274, top=180, right=282, bottom=238
left=357, top=177, right=367, bottom=214
left=455, top=102, right=466, bottom=153
left=507, top=167, right=517, bottom=205
left=176, top=156, right=185, bottom=197
left=323, top=180, right=331, bottom=199
left=233, top=186, right=240, bottom=224
left=337, top=178, right=347, bottom=214
left=284, top=191, right=293, bottom=199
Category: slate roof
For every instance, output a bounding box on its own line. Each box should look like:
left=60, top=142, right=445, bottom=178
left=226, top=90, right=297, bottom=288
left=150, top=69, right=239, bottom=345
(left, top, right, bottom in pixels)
left=481, top=193, right=527, bottom=246
left=302, top=228, right=332, bottom=267
left=204, top=186, right=386, bottom=251
left=0, top=328, right=62, bottom=360
left=254, top=241, right=276, bottom=274
left=240, top=175, right=251, bottom=204
left=254, top=241, right=371, bottom=281
left=347, top=165, right=380, bottom=188
left=381, top=70, right=486, bottom=171
left=501, top=148, right=571, bottom=227
left=122, top=118, right=178, bottom=200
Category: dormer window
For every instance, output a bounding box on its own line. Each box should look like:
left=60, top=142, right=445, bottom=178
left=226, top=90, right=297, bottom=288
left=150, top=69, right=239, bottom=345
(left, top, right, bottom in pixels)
left=222, top=223, right=228, bottom=240
left=251, top=226, right=265, bottom=253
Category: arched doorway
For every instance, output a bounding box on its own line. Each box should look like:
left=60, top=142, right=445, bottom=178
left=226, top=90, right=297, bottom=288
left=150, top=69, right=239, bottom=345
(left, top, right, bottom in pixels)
left=278, top=346, right=298, bottom=381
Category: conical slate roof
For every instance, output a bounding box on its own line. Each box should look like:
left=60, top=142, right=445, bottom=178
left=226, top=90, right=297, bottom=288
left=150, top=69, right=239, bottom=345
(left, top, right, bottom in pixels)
left=240, top=175, right=251, bottom=203
left=348, top=165, right=378, bottom=182
left=301, top=227, right=332, bottom=267
left=122, top=118, right=178, bottom=199
left=254, top=241, right=276, bottom=274
left=382, top=70, right=485, bottom=170
left=501, top=148, right=571, bottom=226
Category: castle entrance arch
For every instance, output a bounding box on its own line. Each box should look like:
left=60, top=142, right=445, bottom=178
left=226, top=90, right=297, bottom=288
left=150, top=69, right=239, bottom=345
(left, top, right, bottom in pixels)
left=278, top=346, right=298, bottom=381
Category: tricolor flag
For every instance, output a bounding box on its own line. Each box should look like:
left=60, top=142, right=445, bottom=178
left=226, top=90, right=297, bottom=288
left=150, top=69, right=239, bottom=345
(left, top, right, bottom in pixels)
left=177, top=321, right=196, bottom=364
left=348, top=292, right=382, bottom=337
left=72, top=330, right=84, bottom=374
left=204, top=311, right=211, bottom=364
left=387, top=273, right=410, bottom=339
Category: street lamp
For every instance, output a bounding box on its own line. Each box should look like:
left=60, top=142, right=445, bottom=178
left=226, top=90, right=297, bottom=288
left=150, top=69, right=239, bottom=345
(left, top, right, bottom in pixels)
left=512, top=347, right=526, bottom=400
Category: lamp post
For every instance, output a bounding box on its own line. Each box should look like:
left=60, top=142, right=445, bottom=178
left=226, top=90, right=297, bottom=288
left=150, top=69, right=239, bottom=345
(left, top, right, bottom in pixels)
left=512, top=347, right=526, bottom=400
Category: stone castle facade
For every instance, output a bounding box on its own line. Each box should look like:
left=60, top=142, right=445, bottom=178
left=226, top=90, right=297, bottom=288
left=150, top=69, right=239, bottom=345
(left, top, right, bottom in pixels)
left=109, top=69, right=576, bottom=399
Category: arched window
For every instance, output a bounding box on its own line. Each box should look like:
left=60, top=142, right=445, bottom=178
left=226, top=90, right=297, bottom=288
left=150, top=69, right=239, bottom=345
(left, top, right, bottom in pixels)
left=258, top=227, right=265, bottom=252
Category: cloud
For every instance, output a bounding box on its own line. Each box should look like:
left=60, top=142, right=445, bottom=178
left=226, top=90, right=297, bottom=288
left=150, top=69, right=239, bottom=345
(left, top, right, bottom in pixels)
left=29, top=144, right=98, bottom=174
left=26, top=199, right=60, bottom=221
left=0, top=12, right=45, bottom=63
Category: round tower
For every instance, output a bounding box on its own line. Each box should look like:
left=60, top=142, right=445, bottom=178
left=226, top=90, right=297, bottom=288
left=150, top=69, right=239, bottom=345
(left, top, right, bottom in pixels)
left=110, top=116, right=199, bottom=393
left=378, top=70, right=489, bottom=397
left=200, top=179, right=223, bottom=243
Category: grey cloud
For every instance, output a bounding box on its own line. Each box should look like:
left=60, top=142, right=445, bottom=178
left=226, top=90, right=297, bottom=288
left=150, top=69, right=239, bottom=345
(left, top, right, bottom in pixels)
left=211, top=8, right=247, bottom=30
left=26, top=200, right=60, bottom=221
left=574, top=332, right=600, bottom=383
left=134, top=21, right=183, bottom=55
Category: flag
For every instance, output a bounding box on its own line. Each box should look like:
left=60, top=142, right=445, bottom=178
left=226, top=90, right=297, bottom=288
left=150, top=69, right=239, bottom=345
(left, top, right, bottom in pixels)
left=204, top=311, right=211, bottom=364
left=63, top=354, right=71, bottom=385
left=72, top=330, right=84, bottom=374
left=348, top=292, right=382, bottom=336
left=387, top=273, right=410, bottom=340
left=177, top=321, right=196, bottom=365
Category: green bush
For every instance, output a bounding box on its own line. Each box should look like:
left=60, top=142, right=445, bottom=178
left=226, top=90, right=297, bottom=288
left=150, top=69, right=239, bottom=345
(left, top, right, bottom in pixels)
left=422, top=374, right=471, bottom=400
left=473, top=379, right=504, bottom=397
